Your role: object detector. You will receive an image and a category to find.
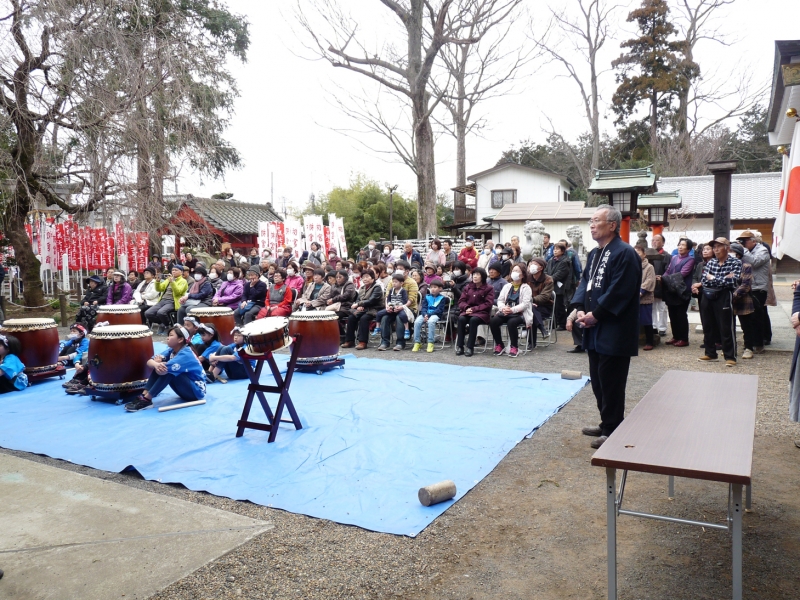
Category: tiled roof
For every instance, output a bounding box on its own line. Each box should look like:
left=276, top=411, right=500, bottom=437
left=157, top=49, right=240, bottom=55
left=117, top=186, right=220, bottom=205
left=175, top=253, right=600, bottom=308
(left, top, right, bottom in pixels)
left=492, top=201, right=593, bottom=222
left=183, top=197, right=282, bottom=234
left=588, top=167, right=656, bottom=192
left=656, top=172, right=782, bottom=220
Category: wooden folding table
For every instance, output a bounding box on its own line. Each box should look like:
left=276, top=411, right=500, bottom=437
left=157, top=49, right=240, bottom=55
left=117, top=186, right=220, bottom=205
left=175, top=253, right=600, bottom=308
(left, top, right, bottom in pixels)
left=591, top=370, right=758, bottom=600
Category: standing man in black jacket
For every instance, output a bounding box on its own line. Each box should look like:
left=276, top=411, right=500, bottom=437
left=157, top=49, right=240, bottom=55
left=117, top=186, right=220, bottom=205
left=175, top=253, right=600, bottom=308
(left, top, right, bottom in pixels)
left=571, top=205, right=642, bottom=449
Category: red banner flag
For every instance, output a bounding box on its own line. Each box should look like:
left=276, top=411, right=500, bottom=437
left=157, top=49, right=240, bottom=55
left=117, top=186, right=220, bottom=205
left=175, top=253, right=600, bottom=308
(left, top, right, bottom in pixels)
left=107, top=234, right=115, bottom=271
left=324, top=225, right=332, bottom=255
left=276, top=222, right=285, bottom=250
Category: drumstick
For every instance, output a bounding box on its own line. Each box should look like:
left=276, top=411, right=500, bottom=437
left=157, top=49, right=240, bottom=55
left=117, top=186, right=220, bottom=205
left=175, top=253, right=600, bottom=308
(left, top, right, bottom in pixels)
left=157, top=400, right=206, bottom=412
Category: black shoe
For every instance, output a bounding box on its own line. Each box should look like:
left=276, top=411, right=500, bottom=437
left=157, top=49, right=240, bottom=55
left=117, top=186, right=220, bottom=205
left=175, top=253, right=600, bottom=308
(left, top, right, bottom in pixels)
left=455, top=347, right=464, bottom=356
left=582, top=426, right=602, bottom=437
left=125, top=396, right=153, bottom=412
left=464, top=347, right=474, bottom=357
left=567, top=346, right=584, bottom=353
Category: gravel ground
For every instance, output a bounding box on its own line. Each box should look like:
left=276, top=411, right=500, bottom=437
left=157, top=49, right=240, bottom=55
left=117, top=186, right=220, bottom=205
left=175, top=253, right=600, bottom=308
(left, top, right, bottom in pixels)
left=3, top=293, right=799, bottom=599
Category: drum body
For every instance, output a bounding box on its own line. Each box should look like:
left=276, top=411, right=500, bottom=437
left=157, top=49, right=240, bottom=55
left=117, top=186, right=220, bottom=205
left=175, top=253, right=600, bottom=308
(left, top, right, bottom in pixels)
left=96, top=304, right=142, bottom=327
left=242, top=317, right=290, bottom=355
left=1, top=318, right=60, bottom=374
left=288, top=312, right=341, bottom=366
left=189, top=307, right=235, bottom=344
left=87, top=325, right=154, bottom=393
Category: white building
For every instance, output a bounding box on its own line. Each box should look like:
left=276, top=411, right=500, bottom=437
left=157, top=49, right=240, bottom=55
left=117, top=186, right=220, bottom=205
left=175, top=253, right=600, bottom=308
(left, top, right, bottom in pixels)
left=468, top=162, right=577, bottom=226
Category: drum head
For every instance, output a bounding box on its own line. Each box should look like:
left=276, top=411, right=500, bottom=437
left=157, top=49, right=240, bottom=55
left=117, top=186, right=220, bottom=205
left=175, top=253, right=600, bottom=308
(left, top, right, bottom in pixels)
left=242, top=317, right=289, bottom=335
left=97, top=305, right=140, bottom=314
left=89, top=324, right=153, bottom=339
left=289, top=311, right=339, bottom=321
left=2, top=318, right=57, bottom=330
left=189, top=307, right=234, bottom=316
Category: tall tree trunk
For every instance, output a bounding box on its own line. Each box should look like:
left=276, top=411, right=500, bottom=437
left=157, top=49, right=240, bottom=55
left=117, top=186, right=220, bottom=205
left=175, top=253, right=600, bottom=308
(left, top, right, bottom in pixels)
left=590, top=60, right=601, bottom=172
left=5, top=199, right=45, bottom=308
left=650, top=89, right=658, bottom=149
left=414, top=106, right=438, bottom=238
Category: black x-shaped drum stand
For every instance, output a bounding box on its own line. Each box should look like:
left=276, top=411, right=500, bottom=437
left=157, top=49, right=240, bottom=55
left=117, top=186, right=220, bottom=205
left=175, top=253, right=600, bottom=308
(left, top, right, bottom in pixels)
left=235, top=334, right=303, bottom=443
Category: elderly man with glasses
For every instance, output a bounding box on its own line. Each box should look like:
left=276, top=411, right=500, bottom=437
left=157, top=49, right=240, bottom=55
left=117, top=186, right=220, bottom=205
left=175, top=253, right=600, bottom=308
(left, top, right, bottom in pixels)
left=571, top=205, right=642, bottom=449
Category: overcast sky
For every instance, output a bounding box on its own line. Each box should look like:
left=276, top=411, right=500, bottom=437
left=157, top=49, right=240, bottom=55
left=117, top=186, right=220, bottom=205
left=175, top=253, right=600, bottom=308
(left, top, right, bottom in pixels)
left=178, top=0, right=798, bottom=214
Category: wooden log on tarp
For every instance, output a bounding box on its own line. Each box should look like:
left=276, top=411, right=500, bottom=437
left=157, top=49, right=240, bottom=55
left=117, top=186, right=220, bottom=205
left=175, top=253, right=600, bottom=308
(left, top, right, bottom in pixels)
left=418, top=480, right=457, bottom=506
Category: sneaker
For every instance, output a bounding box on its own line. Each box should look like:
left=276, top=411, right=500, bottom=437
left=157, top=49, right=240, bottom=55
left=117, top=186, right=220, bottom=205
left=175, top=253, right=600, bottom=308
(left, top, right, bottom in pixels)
left=493, top=344, right=505, bottom=356
left=412, top=343, right=421, bottom=352
left=404, top=330, right=410, bottom=340
left=64, top=384, right=86, bottom=395
left=371, top=328, right=381, bottom=337
left=698, top=355, right=718, bottom=362
left=393, top=344, right=404, bottom=351
left=124, top=396, right=153, bottom=412
left=725, top=360, right=737, bottom=367
left=426, top=343, right=435, bottom=353
left=742, top=349, right=754, bottom=359
left=377, top=344, right=390, bottom=351
left=508, top=347, right=519, bottom=358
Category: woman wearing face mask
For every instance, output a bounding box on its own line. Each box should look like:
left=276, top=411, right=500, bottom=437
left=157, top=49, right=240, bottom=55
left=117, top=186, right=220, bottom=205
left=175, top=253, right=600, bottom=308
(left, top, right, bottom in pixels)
left=455, top=267, right=494, bottom=356
left=442, top=260, right=470, bottom=304
left=490, top=264, right=532, bottom=357
left=177, top=265, right=215, bottom=324
left=380, top=243, right=396, bottom=266
left=207, top=266, right=222, bottom=291
left=284, top=261, right=305, bottom=291
left=213, top=267, right=244, bottom=309
left=457, top=236, right=479, bottom=269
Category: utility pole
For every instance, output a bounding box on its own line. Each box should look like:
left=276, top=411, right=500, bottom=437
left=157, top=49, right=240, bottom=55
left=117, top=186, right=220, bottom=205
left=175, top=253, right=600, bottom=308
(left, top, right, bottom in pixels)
left=388, top=185, right=398, bottom=241
left=310, top=193, right=316, bottom=214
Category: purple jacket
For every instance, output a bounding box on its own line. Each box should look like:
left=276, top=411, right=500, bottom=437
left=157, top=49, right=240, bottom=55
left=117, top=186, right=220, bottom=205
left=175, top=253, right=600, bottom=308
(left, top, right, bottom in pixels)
left=214, top=279, right=244, bottom=309
left=458, top=282, right=495, bottom=323
left=106, top=282, right=133, bottom=304
left=665, top=253, right=695, bottom=288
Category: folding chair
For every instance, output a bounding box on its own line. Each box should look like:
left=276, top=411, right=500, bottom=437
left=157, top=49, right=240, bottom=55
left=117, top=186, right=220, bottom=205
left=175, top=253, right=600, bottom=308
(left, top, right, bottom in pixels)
left=531, top=291, right=558, bottom=348
left=421, top=298, right=452, bottom=350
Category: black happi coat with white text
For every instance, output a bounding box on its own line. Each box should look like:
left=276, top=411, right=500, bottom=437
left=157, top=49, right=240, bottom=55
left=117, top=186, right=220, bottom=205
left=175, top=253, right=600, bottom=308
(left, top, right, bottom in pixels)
left=570, top=235, right=642, bottom=357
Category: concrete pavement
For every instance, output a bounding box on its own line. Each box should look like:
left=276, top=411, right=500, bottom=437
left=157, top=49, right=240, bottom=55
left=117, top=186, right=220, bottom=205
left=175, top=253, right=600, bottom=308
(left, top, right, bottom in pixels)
left=0, top=453, right=273, bottom=600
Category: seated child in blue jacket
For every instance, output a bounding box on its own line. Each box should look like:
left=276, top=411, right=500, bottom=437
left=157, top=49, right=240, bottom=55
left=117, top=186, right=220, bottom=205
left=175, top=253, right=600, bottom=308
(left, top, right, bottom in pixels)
left=411, top=278, right=449, bottom=353
left=124, top=325, right=206, bottom=412
left=58, top=323, right=89, bottom=367
left=207, top=326, right=254, bottom=383
left=194, top=323, right=222, bottom=371
left=0, top=334, right=28, bottom=393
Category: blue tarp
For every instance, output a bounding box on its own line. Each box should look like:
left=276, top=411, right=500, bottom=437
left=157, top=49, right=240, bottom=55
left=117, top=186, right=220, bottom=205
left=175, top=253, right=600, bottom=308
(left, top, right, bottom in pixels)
left=0, top=352, right=588, bottom=536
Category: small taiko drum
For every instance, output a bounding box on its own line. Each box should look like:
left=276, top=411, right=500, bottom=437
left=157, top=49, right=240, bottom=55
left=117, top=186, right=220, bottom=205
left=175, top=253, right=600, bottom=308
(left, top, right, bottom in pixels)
left=242, top=317, right=290, bottom=355
left=288, top=311, right=341, bottom=367
left=96, top=304, right=142, bottom=327
left=1, top=318, right=60, bottom=375
left=87, top=325, right=154, bottom=394
left=189, top=307, right=235, bottom=345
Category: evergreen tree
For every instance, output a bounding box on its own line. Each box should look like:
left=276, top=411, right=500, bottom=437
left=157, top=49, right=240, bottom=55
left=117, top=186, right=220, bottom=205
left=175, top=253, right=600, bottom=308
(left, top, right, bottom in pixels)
left=611, top=0, right=698, bottom=147
left=723, top=104, right=782, bottom=173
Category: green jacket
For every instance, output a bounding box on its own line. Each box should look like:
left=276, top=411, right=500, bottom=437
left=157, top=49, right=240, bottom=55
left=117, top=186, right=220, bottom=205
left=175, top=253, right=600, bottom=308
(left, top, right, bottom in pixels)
left=154, top=276, right=189, bottom=310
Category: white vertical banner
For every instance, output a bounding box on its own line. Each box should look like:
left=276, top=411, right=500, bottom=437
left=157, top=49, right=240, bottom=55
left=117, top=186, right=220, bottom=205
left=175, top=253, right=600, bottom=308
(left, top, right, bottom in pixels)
left=335, top=217, right=348, bottom=259
left=42, top=219, right=56, bottom=272
left=304, top=215, right=324, bottom=251
left=283, top=218, right=303, bottom=259
left=257, top=221, right=269, bottom=257
left=328, top=213, right=339, bottom=255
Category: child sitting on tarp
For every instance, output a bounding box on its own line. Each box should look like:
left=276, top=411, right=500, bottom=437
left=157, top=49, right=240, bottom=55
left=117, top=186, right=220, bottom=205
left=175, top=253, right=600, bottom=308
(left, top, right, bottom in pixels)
left=182, top=316, right=204, bottom=348
left=206, top=326, right=254, bottom=383
left=0, top=334, right=28, bottom=393
left=194, top=323, right=222, bottom=371
left=57, top=324, right=89, bottom=367
left=124, top=325, right=206, bottom=412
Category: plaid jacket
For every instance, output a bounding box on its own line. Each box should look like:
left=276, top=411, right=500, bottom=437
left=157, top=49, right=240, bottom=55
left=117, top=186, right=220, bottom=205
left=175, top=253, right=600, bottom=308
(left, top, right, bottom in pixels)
left=701, top=255, right=742, bottom=290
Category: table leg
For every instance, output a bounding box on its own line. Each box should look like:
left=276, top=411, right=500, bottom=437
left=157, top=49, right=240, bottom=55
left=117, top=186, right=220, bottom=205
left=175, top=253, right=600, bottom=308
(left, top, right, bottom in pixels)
left=731, top=483, right=743, bottom=600
left=745, top=483, right=752, bottom=511
left=668, top=475, right=675, bottom=499
left=606, top=467, right=617, bottom=600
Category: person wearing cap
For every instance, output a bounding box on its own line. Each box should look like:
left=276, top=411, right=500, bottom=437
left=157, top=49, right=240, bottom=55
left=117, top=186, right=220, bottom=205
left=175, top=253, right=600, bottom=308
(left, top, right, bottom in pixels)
left=106, top=271, right=133, bottom=305
left=176, top=265, right=214, bottom=325
left=208, top=327, right=254, bottom=383
left=147, top=265, right=189, bottom=334
left=133, top=267, right=160, bottom=322
left=422, top=262, right=438, bottom=285
left=58, top=324, right=89, bottom=368
left=571, top=205, right=642, bottom=449
left=496, top=246, right=513, bottom=279
left=75, top=275, right=109, bottom=331
left=124, top=325, right=206, bottom=412
left=737, top=230, right=770, bottom=351
left=412, top=278, right=449, bottom=353
left=0, top=334, right=28, bottom=393
left=691, top=237, right=741, bottom=367
left=181, top=316, right=204, bottom=348
left=235, top=268, right=268, bottom=325
left=660, top=238, right=695, bottom=347
left=457, top=236, right=479, bottom=269
left=729, top=242, right=760, bottom=359
left=487, top=263, right=506, bottom=301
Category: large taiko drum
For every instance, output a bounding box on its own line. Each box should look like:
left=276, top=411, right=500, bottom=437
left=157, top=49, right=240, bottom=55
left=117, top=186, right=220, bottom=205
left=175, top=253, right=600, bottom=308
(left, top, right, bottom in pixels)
left=189, top=306, right=235, bottom=345
left=96, top=304, right=142, bottom=327
left=241, top=317, right=290, bottom=355
left=288, top=311, right=341, bottom=366
left=87, top=325, right=154, bottom=393
left=1, top=318, right=60, bottom=374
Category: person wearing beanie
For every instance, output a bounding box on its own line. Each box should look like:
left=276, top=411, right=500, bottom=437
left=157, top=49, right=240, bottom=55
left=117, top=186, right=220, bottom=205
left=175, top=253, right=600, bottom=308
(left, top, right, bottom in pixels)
left=177, top=264, right=214, bottom=324
left=106, top=271, right=133, bottom=305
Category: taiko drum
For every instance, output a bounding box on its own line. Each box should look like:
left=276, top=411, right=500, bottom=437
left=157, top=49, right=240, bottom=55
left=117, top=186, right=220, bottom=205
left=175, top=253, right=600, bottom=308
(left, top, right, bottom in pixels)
left=1, top=318, right=60, bottom=374
left=189, top=306, right=235, bottom=345
left=96, top=304, right=142, bottom=326
left=87, top=325, right=154, bottom=393
left=288, top=311, right=341, bottom=366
